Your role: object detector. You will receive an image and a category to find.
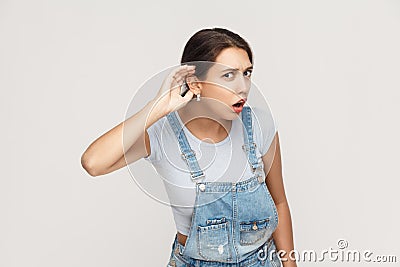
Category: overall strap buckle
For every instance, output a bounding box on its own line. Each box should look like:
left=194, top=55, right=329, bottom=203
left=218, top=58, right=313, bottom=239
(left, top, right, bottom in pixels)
left=180, top=149, right=205, bottom=181
left=241, top=107, right=263, bottom=178
left=190, top=171, right=205, bottom=181
left=241, top=142, right=257, bottom=152
left=181, top=149, right=196, bottom=160
left=251, top=164, right=264, bottom=183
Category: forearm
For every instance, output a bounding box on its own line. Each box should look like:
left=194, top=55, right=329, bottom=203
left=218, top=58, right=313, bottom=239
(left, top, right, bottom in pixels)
left=272, top=201, right=297, bottom=267
left=81, top=98, right=166, bottom=175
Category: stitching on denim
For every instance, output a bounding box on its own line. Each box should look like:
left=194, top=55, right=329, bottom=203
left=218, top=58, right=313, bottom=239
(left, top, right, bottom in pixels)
left=196, top=220, right=232, bottom=262
left=239, top=227, right=268, bottom=246
left=239, top=217, right=270, bottom=230
left=261, top=182, right=279, bottom=229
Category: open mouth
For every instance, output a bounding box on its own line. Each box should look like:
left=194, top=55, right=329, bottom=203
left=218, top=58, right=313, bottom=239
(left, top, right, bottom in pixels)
left=232, top=98, right=246, bottom=112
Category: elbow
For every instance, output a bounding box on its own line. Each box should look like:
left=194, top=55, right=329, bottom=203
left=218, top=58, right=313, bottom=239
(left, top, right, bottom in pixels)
left=81, top=153, right=102, bottom=177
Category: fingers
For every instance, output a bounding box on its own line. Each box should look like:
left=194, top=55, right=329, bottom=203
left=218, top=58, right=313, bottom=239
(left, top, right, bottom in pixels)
left=172, top=71, right=195, bottom=86
left=182, top=88, right=194, bottom=101
left=171, top=65, right=196, bottom=85
left=173, top=65, right=196, bottom=77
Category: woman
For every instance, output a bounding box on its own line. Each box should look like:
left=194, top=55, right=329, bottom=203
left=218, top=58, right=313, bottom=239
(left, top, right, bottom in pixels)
left=81, top=28, right=297, bottom=267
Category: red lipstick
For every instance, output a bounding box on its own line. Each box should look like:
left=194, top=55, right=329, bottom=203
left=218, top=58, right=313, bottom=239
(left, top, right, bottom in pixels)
left=232, top=98, right=246, bottom=113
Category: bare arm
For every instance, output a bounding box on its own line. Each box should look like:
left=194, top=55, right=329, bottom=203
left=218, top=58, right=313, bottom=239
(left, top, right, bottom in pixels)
left=81, top=64, right=196, bottom=177
left=81, top=99, right=166, bottom=176
left=263, top=132, right=297, bottom=267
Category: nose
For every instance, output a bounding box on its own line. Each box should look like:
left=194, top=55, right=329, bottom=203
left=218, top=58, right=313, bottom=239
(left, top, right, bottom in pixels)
left=236, top=86, right=250, bottom=99
left=236, top=74, right=251, bottom=95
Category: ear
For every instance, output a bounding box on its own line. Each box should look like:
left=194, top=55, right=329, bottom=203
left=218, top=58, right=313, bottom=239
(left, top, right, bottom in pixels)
left=186, top=75, right=202, bottom=95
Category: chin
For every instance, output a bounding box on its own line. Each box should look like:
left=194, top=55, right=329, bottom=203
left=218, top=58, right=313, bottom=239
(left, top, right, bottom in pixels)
left=219, top=109, right=241, bottom=121
left=203, top=102, right=241, bottom=120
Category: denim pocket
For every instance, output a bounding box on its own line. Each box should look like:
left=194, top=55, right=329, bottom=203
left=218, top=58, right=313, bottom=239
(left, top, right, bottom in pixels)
left=261, top=183, right=279, bottom=228
left=168, top=241, right=188, bottom=267
left=239, top=217, right=270, bottom=245
left=197, top=218, right=232, bottom=261
left=169, top=253, right=188, bottom=267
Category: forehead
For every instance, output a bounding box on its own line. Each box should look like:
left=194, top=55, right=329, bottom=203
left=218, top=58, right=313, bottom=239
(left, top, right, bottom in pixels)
left=214, top=47, right=251, bottom=71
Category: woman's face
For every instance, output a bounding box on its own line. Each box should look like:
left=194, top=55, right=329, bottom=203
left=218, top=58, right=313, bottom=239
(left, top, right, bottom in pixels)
left=195, top=47, right=253, bottom=120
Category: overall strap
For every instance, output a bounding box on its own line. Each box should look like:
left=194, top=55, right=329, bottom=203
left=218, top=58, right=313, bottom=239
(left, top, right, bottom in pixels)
left=166, top=111, right=205, bottom=181
left=241, top=106, right=263, bottom=174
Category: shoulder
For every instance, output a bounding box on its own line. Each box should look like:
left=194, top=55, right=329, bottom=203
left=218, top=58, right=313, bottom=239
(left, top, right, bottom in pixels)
left=248, top=106, right=276, bottom=132
left=248, top=105, right=278, bottom=156
left=251, top=105, right=274, bottom=121
left=144, top=115, right=170, bottom=163
left=146, top=115, right=168, bottom=135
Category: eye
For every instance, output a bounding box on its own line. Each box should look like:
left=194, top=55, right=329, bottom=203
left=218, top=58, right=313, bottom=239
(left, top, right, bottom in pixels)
left=244, top=70, right=253, bottom=77
left=223, top=72, right=234, bottom=79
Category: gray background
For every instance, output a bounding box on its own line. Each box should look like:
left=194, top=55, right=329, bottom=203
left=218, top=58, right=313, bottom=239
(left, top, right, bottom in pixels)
left=1, top=0, right=399, bottom=266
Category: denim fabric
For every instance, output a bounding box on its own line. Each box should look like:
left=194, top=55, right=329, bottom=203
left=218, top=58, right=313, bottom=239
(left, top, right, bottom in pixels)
left=166, top=106, right=282, bottom=266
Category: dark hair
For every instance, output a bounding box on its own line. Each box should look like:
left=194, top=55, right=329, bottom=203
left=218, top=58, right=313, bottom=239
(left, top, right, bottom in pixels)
left=181, top=27, right=253, bottom=97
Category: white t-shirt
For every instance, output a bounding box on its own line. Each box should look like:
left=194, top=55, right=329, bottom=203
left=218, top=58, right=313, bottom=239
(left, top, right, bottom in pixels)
left=144, top=106, right=278, bottom=235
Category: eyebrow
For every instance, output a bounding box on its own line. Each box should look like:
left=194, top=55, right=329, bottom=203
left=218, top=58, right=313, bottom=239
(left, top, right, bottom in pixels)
left=221, top=65, right=253, bottom=72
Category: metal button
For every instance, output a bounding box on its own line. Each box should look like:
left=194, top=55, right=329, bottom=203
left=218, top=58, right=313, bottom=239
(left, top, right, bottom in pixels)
left=199, top=183, right=206, bottom=191
left=252, top=222, right=258, bottom=230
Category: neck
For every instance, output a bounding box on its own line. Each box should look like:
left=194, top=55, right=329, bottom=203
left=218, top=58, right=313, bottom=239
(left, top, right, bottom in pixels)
left=177, top=100, right=232, bottom=142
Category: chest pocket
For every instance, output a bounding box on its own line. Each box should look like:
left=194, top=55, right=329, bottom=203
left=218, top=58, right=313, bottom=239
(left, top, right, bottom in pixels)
left=197, top=217, right=232, bottom=262
left=239, top=217, right=271, bottom=246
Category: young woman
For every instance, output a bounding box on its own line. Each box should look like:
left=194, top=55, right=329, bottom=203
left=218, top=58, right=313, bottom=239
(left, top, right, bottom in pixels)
left=81, top=28, right=297, bottom=267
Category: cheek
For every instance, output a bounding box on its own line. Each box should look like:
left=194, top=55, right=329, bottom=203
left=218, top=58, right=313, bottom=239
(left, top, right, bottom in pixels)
left=203, top=85, right=235, bottom=102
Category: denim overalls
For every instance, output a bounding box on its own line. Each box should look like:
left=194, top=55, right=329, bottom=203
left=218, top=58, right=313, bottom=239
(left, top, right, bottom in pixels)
left=165, top=106, right=282, bottom=267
